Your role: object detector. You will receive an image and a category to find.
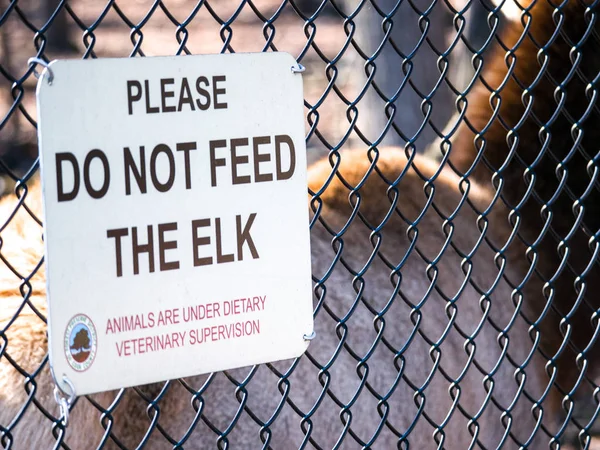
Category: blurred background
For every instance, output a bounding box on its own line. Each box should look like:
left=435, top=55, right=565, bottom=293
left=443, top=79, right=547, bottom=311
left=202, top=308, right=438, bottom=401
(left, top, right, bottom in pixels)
left=0, top=0, right=518, bottom=196
left=2, top=2, right=598, bottom=447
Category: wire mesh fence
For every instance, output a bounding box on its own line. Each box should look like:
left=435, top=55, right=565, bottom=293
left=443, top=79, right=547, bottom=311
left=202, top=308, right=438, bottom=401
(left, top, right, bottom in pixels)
left=1, top=0, right=599, bottom=448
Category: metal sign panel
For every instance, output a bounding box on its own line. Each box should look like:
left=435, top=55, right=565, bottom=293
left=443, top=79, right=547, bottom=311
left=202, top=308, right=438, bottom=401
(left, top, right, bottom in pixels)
left=36, top=53, right=313, bottom=396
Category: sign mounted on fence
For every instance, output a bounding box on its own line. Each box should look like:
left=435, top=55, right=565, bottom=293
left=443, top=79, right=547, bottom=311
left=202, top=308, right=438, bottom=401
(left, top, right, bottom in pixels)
left=35, top=53, right=313, bottom=396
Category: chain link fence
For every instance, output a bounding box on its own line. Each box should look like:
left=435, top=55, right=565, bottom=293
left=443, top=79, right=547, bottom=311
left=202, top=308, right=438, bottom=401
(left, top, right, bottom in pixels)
left=1, top=0, right=599, bottom=448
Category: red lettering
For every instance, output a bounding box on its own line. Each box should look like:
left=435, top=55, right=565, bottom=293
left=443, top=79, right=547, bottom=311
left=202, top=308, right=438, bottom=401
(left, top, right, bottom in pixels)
left=146, top=336, right=154, bottom=352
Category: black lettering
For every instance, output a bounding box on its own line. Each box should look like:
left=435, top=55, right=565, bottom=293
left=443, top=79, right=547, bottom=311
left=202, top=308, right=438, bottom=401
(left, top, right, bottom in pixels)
left=231, top=138, right=250, bottom=185
left=253, top=136, right=273, bottom=183
left=124, top=146, right=146, bottom=195
left=196, top=76, right=211, bottom=110
left=178, top=78, right=195, bottom=112
left=275, top=135, right=296, bottom=180
left=107, top=228, right=129, bottom=277
left=150, top=144, right=175, bottom=192
left=83, top=149, right=110, bottom=199
left=160, top=78, right=176, bottom=113
left=236, top=213, right=259, bottom=260
left=56, top=152, right=80, bottom=202
left=132, top=225, right=155, bottom=275
left=192, top=219, right=212, bottom=266
left=144, top=80, right=159, bottom=114
left=176, top=142, right=197, bottom=190
left=209, top=140, right=227, bottom=187
left=158, top=222, right=179, bottom=271
left=213, top=75, right=227, bottom=109
left=126, top=80, right=142, bottom=115
left=215, top=217, right=234, bottom=264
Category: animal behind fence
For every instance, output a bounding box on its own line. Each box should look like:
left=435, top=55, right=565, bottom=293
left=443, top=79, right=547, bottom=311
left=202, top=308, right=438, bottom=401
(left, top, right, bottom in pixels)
left=1, top=0, right=599, bottom=448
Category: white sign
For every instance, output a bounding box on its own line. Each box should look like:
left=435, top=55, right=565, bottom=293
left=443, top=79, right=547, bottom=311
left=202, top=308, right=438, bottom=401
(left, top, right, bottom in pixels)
left=36, top=53, right=313, bottom=396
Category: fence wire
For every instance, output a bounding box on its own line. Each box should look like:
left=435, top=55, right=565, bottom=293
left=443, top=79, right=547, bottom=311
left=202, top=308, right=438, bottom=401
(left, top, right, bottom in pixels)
left=0, top=0, right=599, bottom=449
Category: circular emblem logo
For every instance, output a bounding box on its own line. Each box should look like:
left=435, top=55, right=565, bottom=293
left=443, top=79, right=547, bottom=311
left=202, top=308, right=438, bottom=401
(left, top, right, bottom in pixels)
left=64, top=314, right=97, bottom=372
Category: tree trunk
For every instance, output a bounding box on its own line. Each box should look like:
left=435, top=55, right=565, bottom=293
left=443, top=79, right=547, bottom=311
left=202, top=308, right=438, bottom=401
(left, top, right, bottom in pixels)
left=344, top=0, right=493, bottom=152
left=42, top=0, right=72, bottom=52
left=343, top=0, right=454, bottom=151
